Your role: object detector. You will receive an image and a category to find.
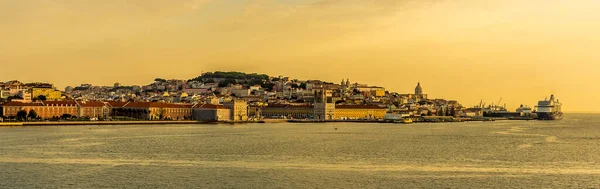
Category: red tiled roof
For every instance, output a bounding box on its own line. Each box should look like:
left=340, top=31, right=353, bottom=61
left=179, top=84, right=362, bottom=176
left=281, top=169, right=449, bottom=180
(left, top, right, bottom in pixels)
left=123, top=102, right=194, bottom=109
left=250, top=104, right=313, bottom=109
left=104, top=101, right=128, bottom=107
left=194, top=104, right=228, bottom=109
left=77, top=101, right=105, bottom=107
left=1, top=101, right=44, bottom=107
left=177, top=104, right=194, bottom=108
left=335, top=105, right=386, bottom=109
left=123, top=102, right=151, bottom=108
left=43, top=101, right=77, bottom=106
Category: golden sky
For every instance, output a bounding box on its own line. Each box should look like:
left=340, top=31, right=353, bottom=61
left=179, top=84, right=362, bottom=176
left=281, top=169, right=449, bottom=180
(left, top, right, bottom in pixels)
left=1, top=0, right=599, bottom=112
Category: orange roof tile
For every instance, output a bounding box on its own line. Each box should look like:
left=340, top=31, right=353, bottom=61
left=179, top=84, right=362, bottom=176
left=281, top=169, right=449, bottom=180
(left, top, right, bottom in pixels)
left=335, top=105, right=386, bottom=109
left=77, top=101, right=105, bottom=107
left=43, top=101, right=77, bottom=106
left=194, top=104, right=228, bottom=109
left=123, top=102, right=194, bottom=109
left=1, top=101, right=44, bottom=107
left=104, top=101, right=128, bottom=107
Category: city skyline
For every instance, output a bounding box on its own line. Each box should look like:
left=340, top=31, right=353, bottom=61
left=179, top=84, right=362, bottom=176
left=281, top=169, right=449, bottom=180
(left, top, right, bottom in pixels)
left=0, top=73, right=572, bottom=113
left=2, top=0, right=600, bottom=112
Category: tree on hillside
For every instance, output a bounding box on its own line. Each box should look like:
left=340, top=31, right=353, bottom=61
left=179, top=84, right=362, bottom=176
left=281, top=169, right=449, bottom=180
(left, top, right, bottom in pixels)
left=261, top=83, right=275, bottom=91
left=218, top=79, right=238, bottom=88
left=16, top=110, right=27, bottom=121
left=28, top=110, right=38, bottom=120
left=190, top=71, right=270, bottom=82
left=299, top=83, right=307, bottom=90
left=35, top=95, right=47, bottom=101
left=247, top=79, right=263, bottom=86
left=154, top=78, right=167, bottom=82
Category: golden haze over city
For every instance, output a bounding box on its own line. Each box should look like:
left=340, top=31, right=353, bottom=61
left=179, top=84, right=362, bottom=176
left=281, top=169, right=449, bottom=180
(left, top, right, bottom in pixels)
left=1, top=0, right=598, bottom=112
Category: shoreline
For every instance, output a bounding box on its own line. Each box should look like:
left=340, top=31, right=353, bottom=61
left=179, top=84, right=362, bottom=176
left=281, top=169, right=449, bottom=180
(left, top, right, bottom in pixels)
left=0, top=120, right=204, bottom=126
left=0, top=117, right=539, bottom=127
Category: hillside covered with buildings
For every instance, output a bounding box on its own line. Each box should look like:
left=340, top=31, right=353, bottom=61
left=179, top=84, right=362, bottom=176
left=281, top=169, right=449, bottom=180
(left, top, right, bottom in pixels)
left=0, top=71, right=474, bottom=122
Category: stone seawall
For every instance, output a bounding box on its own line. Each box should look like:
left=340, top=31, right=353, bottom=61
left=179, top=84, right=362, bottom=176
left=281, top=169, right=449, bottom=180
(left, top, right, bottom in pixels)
left=0, top=122, right=24, bottom=126
left=0, top=121, right=203, bottom=126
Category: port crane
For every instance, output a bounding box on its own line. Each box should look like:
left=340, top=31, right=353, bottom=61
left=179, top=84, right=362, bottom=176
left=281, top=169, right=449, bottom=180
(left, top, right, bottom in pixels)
left=490, top=97, right=506, bottom=111
left=497, top=97, right=502, bottom=107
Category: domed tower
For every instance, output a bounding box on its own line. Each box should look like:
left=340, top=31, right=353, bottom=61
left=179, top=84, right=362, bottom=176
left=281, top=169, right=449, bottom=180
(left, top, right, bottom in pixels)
left=415, top=82, right=423, bottom=95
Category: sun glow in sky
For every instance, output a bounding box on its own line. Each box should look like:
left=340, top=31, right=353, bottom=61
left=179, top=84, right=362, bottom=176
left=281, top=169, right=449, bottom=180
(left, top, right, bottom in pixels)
left=1, top=0, right=600, bottom=111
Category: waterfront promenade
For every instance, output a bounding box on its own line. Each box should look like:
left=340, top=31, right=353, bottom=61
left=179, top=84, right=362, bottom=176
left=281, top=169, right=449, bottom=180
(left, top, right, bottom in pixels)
left=0, top=117, right=503, bottom=127
left=0, top=120, right=202, bottom=126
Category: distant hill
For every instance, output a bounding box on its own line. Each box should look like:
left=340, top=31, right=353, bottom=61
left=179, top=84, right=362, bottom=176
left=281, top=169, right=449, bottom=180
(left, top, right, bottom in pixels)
left=189, top=71, right=269, bottom=82
left=189, top=71, right=272, bottom=89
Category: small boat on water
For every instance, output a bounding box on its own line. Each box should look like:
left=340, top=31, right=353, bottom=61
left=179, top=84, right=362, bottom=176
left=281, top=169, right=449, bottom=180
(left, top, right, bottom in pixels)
left=394, top=118, right=413, bottom=124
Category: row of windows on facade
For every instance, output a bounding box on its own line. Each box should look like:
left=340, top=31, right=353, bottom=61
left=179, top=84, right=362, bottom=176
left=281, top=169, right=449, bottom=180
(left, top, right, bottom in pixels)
left=122, top=108, right=191, bottom=113
left=6, top=107, right=101, bottom=112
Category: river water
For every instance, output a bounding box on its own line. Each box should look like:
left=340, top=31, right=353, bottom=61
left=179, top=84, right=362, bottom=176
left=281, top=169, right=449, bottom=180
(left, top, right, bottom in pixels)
left=1, top=114, right=599, bottom=188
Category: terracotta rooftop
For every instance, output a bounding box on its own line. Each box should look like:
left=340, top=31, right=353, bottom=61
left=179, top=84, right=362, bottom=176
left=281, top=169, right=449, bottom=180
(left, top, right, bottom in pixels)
left=123, top=102, right=194, bottom=109
left=43, top=101, right=78, bottom=106
left=194, top=104, right=228, bottom=109
left=250, top=104, right=313, bottom=108
left=335, top=105, right=386, bottom=109
left=1, top=101, right=44, bottom=106
left=104, top=101, right=128, bottom=107
left=76, top=101, right=106, bottom=107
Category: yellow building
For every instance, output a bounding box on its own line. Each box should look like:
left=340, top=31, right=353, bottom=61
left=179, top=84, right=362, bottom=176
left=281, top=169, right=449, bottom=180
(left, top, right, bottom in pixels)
left=355, top=87, right=386, bottom=97
left=250, top=104, right=313, bottom=119
left=370, top=88, right=386, bottom=97
left=31, top=88, right=62, bottom=100
left=334, top=105, right=387, bottom=120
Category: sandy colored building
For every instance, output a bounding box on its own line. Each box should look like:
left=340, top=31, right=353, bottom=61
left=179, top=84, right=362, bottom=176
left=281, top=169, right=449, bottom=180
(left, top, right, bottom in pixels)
left=31, top=88, right=62, bottom=100
left=334, top=105, right=387, bottom=120
left=249, top=104, right=313, bottom=119
left=314, top=90, right=335, bottom=120
left=224, top=99, right=248, bottom=121
left=75, top=100, right=108, bottom=118
left=192, top=104, right=230, bottom=121
left=1, top=101, right=79, bottom=119
left=113, top=102, right=193, bottom=120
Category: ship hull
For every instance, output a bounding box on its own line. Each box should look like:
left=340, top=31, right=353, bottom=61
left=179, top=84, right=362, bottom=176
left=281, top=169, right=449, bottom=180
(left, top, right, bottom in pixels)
left=537, top=112, right=563, bottom=120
